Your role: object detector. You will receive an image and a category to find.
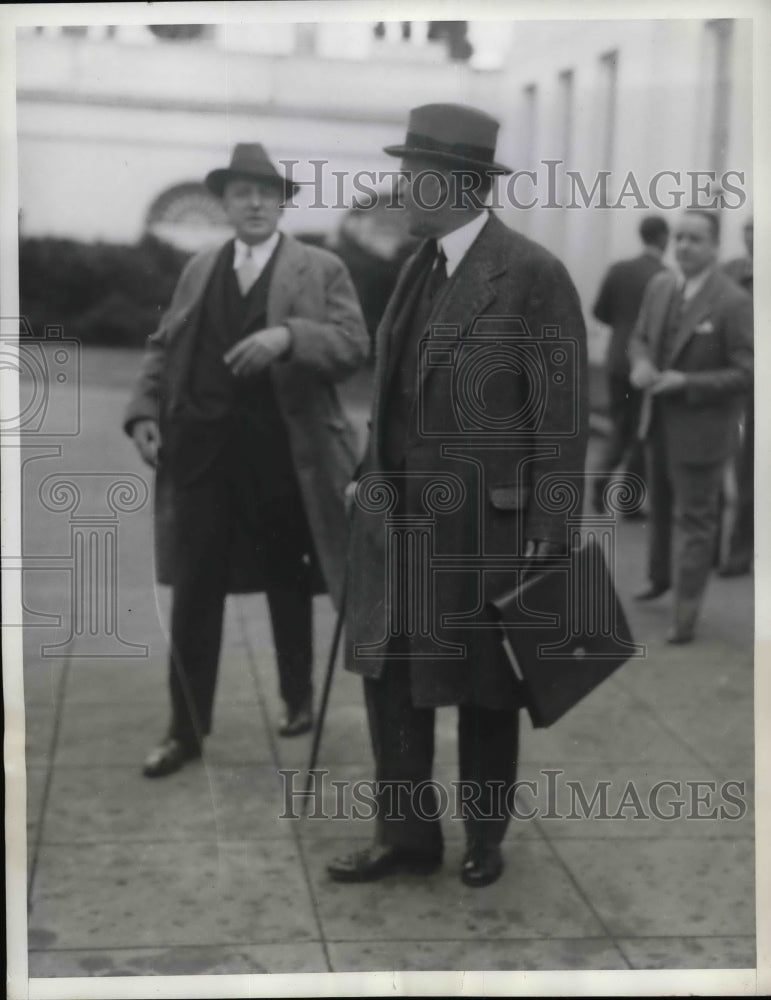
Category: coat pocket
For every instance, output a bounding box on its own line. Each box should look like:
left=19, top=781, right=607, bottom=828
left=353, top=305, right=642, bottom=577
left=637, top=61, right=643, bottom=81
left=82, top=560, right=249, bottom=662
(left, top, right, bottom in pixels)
left=487, top=485, right=530, bottom=510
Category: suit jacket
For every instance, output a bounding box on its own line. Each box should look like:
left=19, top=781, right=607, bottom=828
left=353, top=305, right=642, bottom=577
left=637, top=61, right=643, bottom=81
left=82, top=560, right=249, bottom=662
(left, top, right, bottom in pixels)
left=629, top=268, right=753, bottom=465
left=345, top=213, right=589, bottom=700
left=593, top=252, right=666, bottom=377
left=123, top=234, right=369, bottom=606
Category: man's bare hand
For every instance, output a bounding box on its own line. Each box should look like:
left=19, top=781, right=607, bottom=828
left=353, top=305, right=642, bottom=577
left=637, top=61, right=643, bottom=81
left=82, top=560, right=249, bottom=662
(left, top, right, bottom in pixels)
left=650, top=369, right=687, bottom=395
left=223, top=326, right=291, bottom=377
left=132, top=419, right=161, bottom=468
left=344, top=480, right=358, bottom=516
left=524, top=538, right=565, bottom=577
left=524, top=539, right=565, bottom=559
left=629, top=358, right=660, bottom=390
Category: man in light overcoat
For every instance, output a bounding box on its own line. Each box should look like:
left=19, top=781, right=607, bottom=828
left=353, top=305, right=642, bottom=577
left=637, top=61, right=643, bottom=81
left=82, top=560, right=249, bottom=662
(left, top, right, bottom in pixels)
left=124, top=144, right=368, bottom=777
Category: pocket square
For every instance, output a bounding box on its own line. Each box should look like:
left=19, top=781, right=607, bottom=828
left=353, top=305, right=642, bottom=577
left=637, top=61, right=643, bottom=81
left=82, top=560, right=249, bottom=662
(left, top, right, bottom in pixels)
left=694, top=320, right=715, bottom=335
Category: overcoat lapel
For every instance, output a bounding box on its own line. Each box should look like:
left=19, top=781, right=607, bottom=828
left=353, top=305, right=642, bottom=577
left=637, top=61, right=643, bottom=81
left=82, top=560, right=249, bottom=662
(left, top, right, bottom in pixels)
left=266, top=235, right=309, bottom=327
left=370, top=247, right=430, bottom=459
left=417, top=215, right=505, bottom=392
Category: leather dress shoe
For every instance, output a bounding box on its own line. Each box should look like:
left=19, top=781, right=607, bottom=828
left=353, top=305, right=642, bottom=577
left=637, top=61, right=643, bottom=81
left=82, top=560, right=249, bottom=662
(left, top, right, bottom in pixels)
left=461, top=844, right=504, bottom=888
left=142, top=738, right=201, bottom=778
left=278, top=698, right=313, bottom=738
left=717, top=561, right=751, bottom=578
left=634, top=584, right=670, bottom=601
left=666, top=626, right=694, bottom=645
left=327, top=843, right=442, bottom=883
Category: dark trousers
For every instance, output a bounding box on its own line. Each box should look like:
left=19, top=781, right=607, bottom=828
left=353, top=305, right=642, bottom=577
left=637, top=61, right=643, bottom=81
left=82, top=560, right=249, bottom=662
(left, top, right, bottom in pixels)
left=167, top=438, right=313, bottom=747
left=363, top=662, right=519, bottom=856
left=646, top=428, right=724, bottom=631
left=594, top=374, right=645, bottom=504
left=722, top=403, right=754, bottom=571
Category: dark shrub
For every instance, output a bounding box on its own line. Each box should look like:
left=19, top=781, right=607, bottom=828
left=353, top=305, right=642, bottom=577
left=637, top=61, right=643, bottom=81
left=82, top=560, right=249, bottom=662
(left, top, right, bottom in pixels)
left=19, top=235, right=190, bottom=348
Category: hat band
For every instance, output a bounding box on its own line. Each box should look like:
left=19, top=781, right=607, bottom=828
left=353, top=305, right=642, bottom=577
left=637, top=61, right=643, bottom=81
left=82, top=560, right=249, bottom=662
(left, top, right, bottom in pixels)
left=403, top=131, right=496, bottom=165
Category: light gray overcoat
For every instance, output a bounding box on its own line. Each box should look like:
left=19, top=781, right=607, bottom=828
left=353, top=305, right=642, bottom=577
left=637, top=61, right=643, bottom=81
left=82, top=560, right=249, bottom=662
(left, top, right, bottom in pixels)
left=124, top=234, right=369, bottom=607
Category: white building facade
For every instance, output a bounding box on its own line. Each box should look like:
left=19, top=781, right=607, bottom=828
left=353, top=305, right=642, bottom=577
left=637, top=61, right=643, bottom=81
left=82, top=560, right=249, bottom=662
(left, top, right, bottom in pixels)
left=16, top=18, right=753, bottom=316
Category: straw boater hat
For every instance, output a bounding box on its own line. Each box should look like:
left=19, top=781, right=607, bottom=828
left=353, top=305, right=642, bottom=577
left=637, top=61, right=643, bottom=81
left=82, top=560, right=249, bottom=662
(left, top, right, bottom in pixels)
left=383, top=103, right=513, bottom=175
left=205, top=143, right=299, bottom=199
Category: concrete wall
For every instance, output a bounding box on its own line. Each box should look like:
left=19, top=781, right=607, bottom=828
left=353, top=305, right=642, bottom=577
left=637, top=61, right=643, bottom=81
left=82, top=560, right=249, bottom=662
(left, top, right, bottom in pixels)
left=16, top=31, right=501, bottom=244
left=492, top=18, right=753, bottom=325
left=16, top=19, right=753, bottom=328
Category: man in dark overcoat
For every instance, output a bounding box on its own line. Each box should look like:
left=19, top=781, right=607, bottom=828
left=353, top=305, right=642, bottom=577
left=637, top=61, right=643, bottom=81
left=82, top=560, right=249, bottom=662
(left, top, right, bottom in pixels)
left=591, top=214, right=669, bottom=514
left=629, top=210, right=753, bottom=642
left=124, top=144, right=368, bottom=777
left=327, top=104, right=588, bottom=887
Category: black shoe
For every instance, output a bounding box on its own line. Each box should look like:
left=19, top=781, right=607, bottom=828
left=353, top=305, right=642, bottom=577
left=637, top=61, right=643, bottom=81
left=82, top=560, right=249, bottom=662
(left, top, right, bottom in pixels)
left=142, top=738, right=201, bottom=778
left=327, top=843, right=442, bottom=883
left=461, top=844, right=504, bottom=888
left=278, top=698, right=313, bottom=738
left=634, top=584, right=670, bottom=601
left=665, top=626, right=695, bottom=645
left=717, top=561, right=751, bottom=578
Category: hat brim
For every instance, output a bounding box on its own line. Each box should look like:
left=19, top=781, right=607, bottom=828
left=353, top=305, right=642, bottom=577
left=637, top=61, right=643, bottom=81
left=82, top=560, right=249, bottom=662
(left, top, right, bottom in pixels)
left=383, top=144, right=512, bottom=175
left=205, top=168, right=299, bottom=200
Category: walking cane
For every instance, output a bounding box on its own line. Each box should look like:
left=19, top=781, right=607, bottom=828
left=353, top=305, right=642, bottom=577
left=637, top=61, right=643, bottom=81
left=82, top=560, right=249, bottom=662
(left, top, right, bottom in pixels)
left=301, top=570, right=348, bottom=817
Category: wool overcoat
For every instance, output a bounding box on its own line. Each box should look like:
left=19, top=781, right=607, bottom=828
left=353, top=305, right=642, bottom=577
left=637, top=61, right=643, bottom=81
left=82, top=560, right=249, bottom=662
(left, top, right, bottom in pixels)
left=344, top=214, right=589, bottom=706
left=124, top=234, right=369, bottom=608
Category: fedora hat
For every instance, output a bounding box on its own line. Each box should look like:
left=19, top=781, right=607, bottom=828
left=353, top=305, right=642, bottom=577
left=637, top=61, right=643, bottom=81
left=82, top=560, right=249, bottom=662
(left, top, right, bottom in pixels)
left=384, top=103, right=512, bottom=174
left=205, top=143, right=298, bottom=199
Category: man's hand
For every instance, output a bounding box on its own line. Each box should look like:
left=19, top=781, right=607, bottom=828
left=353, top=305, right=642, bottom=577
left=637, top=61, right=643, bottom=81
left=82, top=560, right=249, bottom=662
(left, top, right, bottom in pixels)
left=131, top=419, right=161, bottom=468
left=650, top=369, right=687, bottom=395
left=524, top=538, right=565, bottom=577
left=629, top=358, right=660, bottom=390
left=223, top=325, right=291, bottom=377
left=524, top=539, right=565, bottom=560
left=344, top=480, right=357, bottom=516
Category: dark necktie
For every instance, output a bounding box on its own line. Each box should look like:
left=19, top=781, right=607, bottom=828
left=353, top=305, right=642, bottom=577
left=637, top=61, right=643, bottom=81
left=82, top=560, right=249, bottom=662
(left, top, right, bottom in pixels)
left=424, top=238, right=448, bottom=302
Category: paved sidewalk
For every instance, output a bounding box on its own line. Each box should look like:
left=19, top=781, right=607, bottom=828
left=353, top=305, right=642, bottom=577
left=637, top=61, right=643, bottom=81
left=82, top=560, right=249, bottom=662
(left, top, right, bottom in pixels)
left=19, top=360, right=755, bottom=977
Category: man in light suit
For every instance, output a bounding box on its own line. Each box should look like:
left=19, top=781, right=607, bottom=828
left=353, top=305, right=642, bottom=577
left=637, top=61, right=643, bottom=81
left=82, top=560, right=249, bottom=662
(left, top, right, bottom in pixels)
left=630, top=209, right=753, bottom=643
left=124, top=144, right=368, bottom=777
left=327, top=104, right=588, bottom=888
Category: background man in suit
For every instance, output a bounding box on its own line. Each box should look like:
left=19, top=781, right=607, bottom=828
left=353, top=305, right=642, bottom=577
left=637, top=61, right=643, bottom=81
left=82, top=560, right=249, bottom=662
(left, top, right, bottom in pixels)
left=327, top=104, right=588, bottom=888
left=591, top=215, right=669, bottom=515
left=629, top=209, right=753, bottom=643
left=719, top=216, right=754, bottom=577
left=124, top=144, right=368, bottom=777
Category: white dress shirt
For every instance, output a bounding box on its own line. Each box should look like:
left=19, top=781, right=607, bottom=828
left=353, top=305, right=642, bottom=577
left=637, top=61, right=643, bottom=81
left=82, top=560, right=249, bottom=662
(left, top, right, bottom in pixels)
left=233, top=231, right=281, bottom=283
left=437, top=211, right=489, bottom=277
left=680, top=264, right=715, bottom=303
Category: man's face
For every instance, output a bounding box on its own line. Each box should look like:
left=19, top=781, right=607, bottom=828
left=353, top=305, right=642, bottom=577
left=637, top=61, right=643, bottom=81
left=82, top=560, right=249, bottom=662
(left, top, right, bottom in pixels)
left=674, top=214, right=718, bottom=278
left=398, top=157, right=484, bottom=238
left=221, top=176, right=282, bottom=244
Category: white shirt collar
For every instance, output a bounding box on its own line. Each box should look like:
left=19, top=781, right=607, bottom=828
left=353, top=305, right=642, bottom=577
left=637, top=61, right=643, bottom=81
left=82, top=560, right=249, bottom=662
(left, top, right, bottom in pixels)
left=437, top=211, right=489, bottom=278
left=233, top=231, right=281, bottom=272
left=679, top=264, right=715, bottom=301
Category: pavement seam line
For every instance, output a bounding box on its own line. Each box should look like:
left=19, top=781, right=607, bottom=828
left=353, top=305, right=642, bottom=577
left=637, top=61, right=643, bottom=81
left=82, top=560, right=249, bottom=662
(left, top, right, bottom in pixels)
left=233, top=596, right=334, bottom=974
left=531, top=816, right=635, bottom=971
left=27, top=643, right=74, bottom=907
